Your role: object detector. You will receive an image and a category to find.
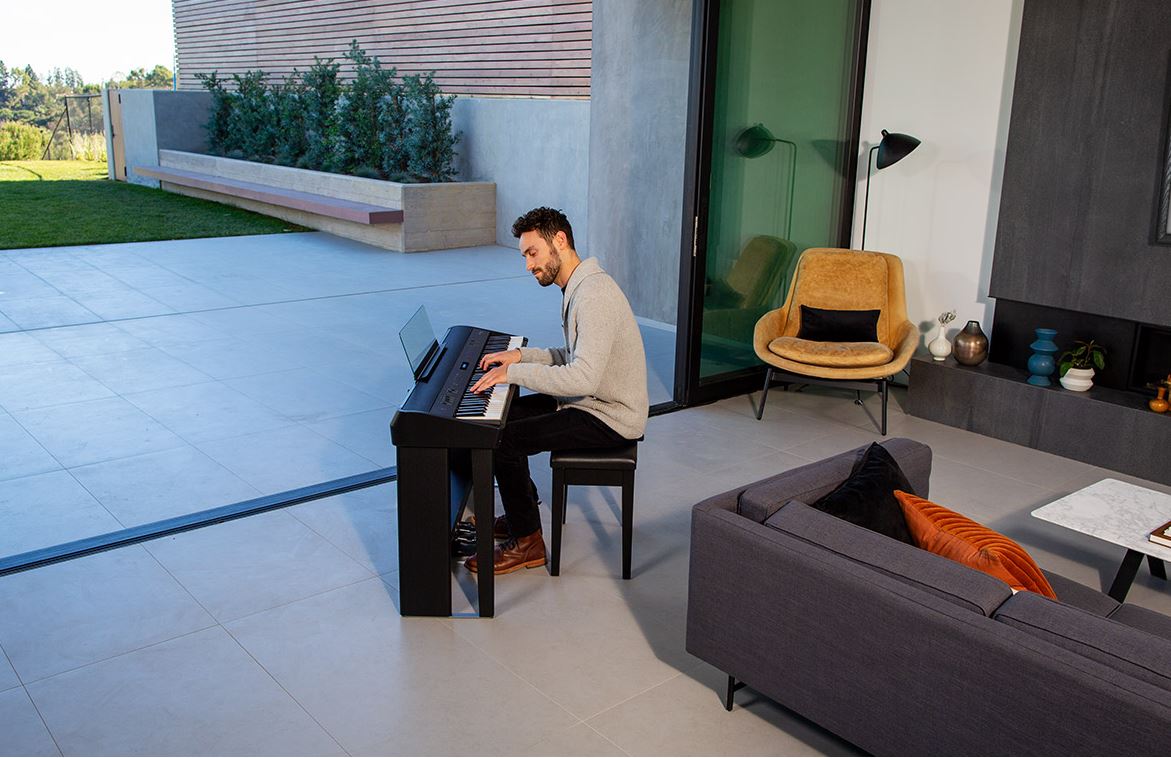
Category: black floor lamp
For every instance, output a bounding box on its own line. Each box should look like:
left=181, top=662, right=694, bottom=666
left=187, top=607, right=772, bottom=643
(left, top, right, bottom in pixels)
left=861, top=129, right=921, bottom=250
left=734, top=123, right=797, bottom=240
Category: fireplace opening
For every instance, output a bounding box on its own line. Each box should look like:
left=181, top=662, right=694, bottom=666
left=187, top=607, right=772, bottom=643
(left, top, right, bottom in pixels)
left=1130, top=324, right=1171, bottom=393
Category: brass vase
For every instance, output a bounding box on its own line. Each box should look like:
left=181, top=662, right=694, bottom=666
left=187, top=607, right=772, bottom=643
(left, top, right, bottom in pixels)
left=953, top=320, right=989, bottom=366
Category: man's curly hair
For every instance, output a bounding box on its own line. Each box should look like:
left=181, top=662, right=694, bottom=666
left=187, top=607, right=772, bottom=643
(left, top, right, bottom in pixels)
left=511, top=207, right=575, bottom=250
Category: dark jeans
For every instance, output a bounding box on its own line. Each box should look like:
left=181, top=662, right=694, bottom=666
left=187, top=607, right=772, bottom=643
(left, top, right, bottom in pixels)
left=496, top=393, right=628, bottom=538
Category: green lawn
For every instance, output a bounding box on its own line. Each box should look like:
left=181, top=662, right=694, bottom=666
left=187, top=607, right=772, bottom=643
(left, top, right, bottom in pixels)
left=0, top=160, right=305, bottom=249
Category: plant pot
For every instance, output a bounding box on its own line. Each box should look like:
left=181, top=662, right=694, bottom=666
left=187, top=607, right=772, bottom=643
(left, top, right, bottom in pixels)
left=1059, top=367, right=1094, bottom=392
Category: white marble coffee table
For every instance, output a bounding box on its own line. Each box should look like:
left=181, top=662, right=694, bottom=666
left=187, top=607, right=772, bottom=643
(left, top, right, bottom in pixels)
left=1031, top=478, right=1171, bottom=602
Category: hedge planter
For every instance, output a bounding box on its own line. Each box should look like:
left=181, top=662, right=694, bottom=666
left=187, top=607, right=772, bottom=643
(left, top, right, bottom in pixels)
left=146, top=150, right=495, bottom=252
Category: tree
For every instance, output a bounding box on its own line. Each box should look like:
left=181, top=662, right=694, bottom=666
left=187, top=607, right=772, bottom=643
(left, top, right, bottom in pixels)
left=119, top=65, right=173, bottom=89
left=405, top=73, right=460, bottom=183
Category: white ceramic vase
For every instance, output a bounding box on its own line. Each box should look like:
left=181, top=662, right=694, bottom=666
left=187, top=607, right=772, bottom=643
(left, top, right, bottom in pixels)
left=928, top=326, right=951, bottom=362
left=1059, top=367, right=1095, bottom=391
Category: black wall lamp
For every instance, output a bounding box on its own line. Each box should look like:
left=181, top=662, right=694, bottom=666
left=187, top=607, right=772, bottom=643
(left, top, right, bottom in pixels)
left=861, top=129, right=921, bottom=250
left=734, top=123, right=797, bottom=240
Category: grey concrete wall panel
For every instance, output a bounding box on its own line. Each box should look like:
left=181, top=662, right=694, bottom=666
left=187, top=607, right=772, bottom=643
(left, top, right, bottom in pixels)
left=989, top=0, right=1171, bottom=329
left=907, top=356, right=1171, bottom=485
left=587, top=0, right=693, bottom=323
left=153, top=91, right=212, bottom=153
left=451, top=97, right=590, bottom=251
left=117, top=89, right=161, bottom=187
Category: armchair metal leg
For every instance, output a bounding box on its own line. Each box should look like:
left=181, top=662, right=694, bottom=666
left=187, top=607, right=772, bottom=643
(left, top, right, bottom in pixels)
left=880, top=378, right=889, bottom=436
left=854, top=390, right=863, bottom=405
left=756, top=368, right=773, bottom=420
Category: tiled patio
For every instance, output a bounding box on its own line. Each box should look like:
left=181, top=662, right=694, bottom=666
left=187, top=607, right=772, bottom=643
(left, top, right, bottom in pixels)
left=0, top=232, right=675, bottom=556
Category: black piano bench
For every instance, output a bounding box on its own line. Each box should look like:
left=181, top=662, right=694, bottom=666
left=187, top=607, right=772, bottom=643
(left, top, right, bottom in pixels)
left=549, top=441, right=639, bottom=580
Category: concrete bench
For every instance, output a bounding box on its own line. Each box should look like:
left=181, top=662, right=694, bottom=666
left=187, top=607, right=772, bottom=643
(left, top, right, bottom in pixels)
left=134, top=165, right=404, bottom=225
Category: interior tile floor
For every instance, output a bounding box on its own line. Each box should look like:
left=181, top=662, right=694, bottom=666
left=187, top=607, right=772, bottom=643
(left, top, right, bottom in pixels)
left=4, top=234, right=1171, bottom=755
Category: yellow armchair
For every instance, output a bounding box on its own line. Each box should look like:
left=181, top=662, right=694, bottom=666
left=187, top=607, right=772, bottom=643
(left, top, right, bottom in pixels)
left=752, top=248, right=917, bottom=433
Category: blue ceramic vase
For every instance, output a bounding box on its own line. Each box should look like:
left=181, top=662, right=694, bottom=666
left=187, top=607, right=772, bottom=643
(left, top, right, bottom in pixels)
left=1027, top=328, right=1059, bottom=386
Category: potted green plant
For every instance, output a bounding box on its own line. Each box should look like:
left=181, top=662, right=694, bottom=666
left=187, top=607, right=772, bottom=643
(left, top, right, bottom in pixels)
left=1058, top=339, right=1106, bottom=391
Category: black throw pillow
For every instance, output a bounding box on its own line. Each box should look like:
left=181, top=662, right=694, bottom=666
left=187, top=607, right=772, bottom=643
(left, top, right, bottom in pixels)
left=810, top=443, right=916, bottom=545
left=797, top=305, right=880, bottom=342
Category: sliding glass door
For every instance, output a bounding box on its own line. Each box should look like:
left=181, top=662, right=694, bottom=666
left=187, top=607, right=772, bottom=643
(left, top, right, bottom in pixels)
left=677, top=0, right=869, bottom=402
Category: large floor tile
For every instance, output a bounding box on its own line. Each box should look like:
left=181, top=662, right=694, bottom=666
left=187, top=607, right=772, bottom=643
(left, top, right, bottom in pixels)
left=0, top=296, right=98, bottom=330
left=0, top=548, right=214, bottom=682
left=451, top=577, right=692, bottom=720
left=146, top=510, right=373, bottom=622
left=123, top=381, right=294, bottom=443
left=70, top=291, right=174, bottom=321
left=69, top=347, right=212, bottom=394
left=0, top=413, right=61, bottom=483
left=0, top=688, right=59, bottom=757
left=196, top=425, right=379, bottom=492
left=588, top=662, right=861, bottom=756
left=0, top=333, right=61, bottom=367
left=27, top=627, right=344, bottom=756
left=226, top=368, right=390, bottom=422
left=158, top=336, right=307, bottom=380
left=13, top=397, right=187, bottom=469
left=139, top=283, right=242, bottom=311
left=287, top=483, right=398, bottom=575
left=0, top=471, right=122, bottom=556
left=513, top=722, right=626, bottom=757
left=114, top=313, right=225, bottom=347
left=69, top=447, right=260, bottom=526
left=30, top=322, right=149, bottom=359
left=303, top=406, right=397, bottom=467
left=0, top=360, right=115, bottom=413
left=0, top=650, right=18, bottom=691
left=226, top=578, right=577, bottom=754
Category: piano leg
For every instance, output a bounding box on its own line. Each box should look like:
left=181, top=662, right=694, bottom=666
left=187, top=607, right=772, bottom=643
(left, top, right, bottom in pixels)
left=396, top=446, right=454, bottom=617
left=471, top=448, right=495, bottom=617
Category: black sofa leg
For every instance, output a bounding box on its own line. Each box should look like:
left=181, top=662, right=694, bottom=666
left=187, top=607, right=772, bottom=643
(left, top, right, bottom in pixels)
left=756, top=368, right=773, bottom=420
left=724, top=675, right=746, bottom=711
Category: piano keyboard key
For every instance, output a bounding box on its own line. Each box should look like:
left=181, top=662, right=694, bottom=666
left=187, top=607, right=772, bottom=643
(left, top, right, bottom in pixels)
left=455, top=335, right=525, bottom=420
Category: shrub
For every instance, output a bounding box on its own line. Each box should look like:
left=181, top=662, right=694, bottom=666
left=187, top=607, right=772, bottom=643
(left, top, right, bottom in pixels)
left=195, top=72, right=232, bottom=155
left=379, top=73, right=410, bottom=181
left=272, top=72, right=306, bottom=166
left=334, top=40, right=397, bottom=176
left=405, top=73, right=460, bottom=183
left=69, top=131, right=106, bottom=161
left=228, top=70, right=275, bottom=161
left=0, top=121, right=50, bottom=160
left=300, top=56, right=342, bottom=171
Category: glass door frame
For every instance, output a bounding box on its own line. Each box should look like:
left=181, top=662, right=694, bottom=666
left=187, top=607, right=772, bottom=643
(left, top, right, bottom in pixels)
left=672, top=0, right=872, bottom=408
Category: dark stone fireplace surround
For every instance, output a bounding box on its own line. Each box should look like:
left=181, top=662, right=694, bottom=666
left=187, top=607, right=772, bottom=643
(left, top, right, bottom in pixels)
left=906, top=0, right=1171, bottom=484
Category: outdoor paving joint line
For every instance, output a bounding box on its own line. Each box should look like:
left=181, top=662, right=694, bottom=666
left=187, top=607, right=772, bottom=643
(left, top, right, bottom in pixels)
left=21, top=684, right=65, bottom=758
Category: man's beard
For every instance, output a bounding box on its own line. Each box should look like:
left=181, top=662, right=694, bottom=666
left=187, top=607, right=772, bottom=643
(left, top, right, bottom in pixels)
left=534, top=249, right=561, bottom=287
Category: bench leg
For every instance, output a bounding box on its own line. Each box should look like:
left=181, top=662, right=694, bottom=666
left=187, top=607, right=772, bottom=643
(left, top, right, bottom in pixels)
left=622, top=470, right=635, bottom=580
left=550, top=468, right=566, bottom=576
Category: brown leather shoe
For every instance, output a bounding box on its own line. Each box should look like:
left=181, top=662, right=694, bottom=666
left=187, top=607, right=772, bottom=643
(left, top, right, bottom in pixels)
left=465, top=529, right=546, bottom=574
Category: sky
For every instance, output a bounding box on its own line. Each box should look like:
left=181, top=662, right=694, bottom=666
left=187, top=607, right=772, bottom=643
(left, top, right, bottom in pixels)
left=3, top=0, right=176, bottom=85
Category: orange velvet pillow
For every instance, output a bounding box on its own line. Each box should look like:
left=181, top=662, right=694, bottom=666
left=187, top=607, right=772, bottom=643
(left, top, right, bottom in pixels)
left=895, top=490, right=1057, bottom=599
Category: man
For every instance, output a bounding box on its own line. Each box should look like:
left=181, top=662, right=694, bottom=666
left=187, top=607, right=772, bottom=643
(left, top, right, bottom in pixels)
left=466, top=207, right=649, bottom=574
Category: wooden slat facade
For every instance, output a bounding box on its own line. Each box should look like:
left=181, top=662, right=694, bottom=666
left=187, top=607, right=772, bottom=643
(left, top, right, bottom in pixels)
left=172, top=0, right=592, bottom=98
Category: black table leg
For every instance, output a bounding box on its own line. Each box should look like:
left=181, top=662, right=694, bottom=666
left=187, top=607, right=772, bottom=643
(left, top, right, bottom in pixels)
left=1108, top=549, right=1144, bottom=602
left=1149, top=555, right=1167, bottom=581
left=471, top=449, right=494, bottom=618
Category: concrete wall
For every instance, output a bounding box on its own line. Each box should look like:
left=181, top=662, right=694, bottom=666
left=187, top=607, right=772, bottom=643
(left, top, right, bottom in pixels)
left=587, top=0, right=693, bottom=324
left=451, top=97, right=590, bottom=252
left=113, top=90, right=212, bottom=187
left=852, top=0, right=1024, bottom=340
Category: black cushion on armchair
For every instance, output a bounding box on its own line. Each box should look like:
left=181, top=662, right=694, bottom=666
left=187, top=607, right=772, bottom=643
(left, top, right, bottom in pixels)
left=809, top=442, right=916, bottom=545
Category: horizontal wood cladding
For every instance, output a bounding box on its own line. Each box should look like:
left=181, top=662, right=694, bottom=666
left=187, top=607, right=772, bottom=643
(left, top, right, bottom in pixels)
left=172, top=0, right=592, bottom=98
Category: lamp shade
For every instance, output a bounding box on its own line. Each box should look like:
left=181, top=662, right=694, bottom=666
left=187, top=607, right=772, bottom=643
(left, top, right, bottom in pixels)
left=734, top=124, right=780, bottom=158
left=875, top=129, right=920, bottom=170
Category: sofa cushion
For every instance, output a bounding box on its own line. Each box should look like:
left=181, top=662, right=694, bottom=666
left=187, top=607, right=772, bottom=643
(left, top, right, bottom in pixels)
left=896, top=491, right=1057, bottom=599
left=736, top=438, right=932, bottom=523
left=768, top=336, right=893, bottom=367
left=796, top=305, right=880, bottom=342
left=809, top=443, right=916, bottom=545
left=995, top=591, right=1171, bottom=693
left=765, top=501, right=1014, bottom=616
left=1110, top=603, right=1171, bottom=643
left=1044, top=571, right=1119, bottom=617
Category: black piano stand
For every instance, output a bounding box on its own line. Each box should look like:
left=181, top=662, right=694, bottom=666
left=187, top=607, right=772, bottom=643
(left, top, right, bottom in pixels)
left=396, top=447, right=496, bottom=617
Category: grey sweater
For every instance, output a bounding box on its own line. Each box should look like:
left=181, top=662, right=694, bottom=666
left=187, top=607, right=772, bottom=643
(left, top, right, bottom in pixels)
left=508, top=257, right=649, bottom=440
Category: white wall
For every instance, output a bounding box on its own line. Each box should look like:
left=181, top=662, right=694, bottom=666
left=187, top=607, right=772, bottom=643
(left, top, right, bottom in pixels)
left=853, top=0, right=1024, bottom=339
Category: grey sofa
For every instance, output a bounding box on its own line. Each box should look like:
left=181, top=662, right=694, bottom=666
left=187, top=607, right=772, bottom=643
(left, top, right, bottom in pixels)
left=686, top=438, right=1171, bottom=756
